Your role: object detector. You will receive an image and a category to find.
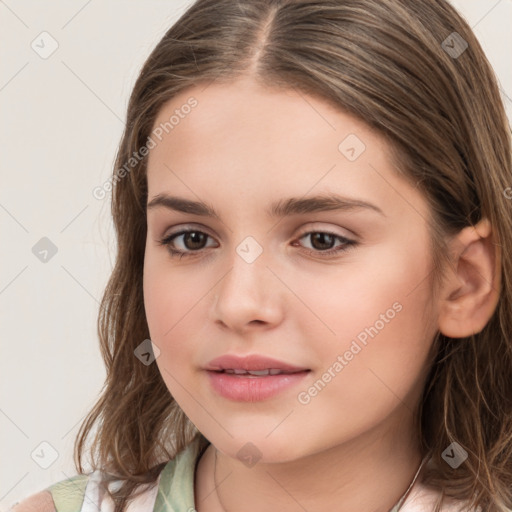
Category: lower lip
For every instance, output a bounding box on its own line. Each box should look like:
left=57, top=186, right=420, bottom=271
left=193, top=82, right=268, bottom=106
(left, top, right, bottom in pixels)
left=206, top=370, right=310, bottom=402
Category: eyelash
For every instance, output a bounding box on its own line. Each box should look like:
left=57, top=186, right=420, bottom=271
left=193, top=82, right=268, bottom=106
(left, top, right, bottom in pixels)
left=157, top=228, right=357, bottom=260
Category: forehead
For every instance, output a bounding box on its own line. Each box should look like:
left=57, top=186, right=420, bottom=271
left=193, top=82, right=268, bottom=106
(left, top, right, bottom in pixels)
left=149, top=77, right=380, bottom=154
left=146, top=78, right=429, bottom=222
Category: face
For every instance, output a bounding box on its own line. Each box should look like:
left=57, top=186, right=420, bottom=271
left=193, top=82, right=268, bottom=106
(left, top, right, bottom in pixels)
left=143, top=76, right=440, bottom=463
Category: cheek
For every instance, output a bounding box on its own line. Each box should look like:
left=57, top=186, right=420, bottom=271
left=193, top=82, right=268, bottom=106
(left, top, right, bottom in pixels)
left=143, top=252, right=209, bottom=379
left=290, top=237, right=435, bottom=376
left=144, top=246, right=200, bottom=334
left=289, top=250, right=435, bottom=441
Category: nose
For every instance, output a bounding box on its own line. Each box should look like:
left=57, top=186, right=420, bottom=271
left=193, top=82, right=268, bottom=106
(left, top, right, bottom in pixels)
left=211, top=241, right=284, bottom=334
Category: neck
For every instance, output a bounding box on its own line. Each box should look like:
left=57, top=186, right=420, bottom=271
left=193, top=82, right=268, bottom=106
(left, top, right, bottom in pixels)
left=194, top=412, right=423, bottom=512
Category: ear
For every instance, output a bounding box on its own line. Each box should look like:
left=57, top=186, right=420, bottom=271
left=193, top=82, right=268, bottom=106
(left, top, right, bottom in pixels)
left=437, top=218, right=501, bottom=338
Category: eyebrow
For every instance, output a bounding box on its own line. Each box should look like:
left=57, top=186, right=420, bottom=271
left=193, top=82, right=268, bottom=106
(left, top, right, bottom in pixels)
left=147, top=193, right=385, bottom=219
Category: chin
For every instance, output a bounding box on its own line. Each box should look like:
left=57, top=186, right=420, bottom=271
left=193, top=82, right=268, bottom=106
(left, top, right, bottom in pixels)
left=211, top=433, right=307, bottom=465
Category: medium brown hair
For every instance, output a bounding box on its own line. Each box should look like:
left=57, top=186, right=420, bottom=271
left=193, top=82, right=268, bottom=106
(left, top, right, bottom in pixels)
left=75, top=1, right=512, bottom=510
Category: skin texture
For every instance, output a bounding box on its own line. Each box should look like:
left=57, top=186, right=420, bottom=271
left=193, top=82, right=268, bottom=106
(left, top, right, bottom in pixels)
left=143, top=76, right=500, bottom=512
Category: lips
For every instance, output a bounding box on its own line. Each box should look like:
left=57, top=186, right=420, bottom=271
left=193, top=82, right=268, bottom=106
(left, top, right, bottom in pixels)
left=204, top=353, right=309, bottom=373
left=204, top=354, right=311, bottom=401
left=221, top=368, right=294, bottom=376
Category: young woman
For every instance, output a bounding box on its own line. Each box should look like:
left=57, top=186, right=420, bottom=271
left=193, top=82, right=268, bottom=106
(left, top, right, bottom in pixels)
left=12, top=0, right=512, bottom=511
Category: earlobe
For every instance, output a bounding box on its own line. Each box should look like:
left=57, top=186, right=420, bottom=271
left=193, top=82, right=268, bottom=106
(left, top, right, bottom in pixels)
left=437, top=218, right=501, bottom=338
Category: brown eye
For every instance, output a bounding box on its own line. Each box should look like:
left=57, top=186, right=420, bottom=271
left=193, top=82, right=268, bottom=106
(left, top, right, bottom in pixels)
left=179, top=231, right=208, bottom=250
left=308, top=232, right=336, bottom=251
left=158, top=229, right=217, bottom=258
left=295, top=231, right=357, bottom=258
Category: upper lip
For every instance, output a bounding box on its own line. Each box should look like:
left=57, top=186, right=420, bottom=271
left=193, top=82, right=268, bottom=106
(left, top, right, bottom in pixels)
left=204, top=354, right=309, bottom=372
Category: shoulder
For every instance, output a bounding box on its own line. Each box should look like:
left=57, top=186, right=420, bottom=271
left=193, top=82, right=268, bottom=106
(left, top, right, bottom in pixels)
left=10, top=490, right=56, bottom=512
left=10, top=473, right=90, bottom=512
left=10, top=436, right=209, bottom=512
left=45, top=473, right=90, bottom=512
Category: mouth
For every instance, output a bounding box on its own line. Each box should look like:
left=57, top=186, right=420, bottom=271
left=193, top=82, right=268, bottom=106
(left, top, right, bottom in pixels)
left=204, top=353, right=310, bottom=373
left=206, top=368, right=311, bottom=401
left=211, top=368, right=310, bottom=376
left=204, top=354, right=311, bottom=400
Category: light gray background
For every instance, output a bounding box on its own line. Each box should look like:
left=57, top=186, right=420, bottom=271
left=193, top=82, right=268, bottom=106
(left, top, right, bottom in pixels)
left=1, top=1, right=511, bottom=509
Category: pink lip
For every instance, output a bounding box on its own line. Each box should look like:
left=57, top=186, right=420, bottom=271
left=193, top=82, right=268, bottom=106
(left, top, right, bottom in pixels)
left=206, top=370, right=310, bottom=402
left=204, top=354, right=308, bottom=372
left=204, top=353, right=310, bottom=402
